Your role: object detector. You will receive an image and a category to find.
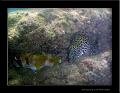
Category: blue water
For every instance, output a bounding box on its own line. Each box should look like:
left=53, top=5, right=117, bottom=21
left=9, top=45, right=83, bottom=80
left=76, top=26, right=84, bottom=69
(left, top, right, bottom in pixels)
left=8, top=8, right=30, bottom=13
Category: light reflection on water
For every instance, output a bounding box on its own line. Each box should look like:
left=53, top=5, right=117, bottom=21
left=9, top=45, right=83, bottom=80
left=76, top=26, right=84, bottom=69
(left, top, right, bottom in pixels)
left=8, top=8, right=31, bottom=13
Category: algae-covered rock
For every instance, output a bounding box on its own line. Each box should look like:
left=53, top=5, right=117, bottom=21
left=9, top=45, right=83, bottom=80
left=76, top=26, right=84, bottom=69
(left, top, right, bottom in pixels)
left=38, top=50, right=112, bottom=85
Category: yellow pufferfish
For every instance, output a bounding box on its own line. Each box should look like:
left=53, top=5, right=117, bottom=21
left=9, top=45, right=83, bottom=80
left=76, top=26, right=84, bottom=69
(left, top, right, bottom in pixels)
left=20, top=53, right=61, bottom=71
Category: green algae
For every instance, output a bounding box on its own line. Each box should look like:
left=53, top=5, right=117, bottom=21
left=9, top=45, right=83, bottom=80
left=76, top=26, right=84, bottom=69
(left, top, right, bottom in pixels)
left=8, top=13, right=23, bottom=29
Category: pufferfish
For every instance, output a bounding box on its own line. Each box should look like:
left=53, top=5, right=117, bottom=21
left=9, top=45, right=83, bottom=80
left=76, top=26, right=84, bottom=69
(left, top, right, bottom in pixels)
left=68, top=31, right=99, bottom=63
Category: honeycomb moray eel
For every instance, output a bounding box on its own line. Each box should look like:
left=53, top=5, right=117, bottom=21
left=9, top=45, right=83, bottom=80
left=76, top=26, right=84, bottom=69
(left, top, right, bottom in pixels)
left=68, top=31, right=100, bottom=63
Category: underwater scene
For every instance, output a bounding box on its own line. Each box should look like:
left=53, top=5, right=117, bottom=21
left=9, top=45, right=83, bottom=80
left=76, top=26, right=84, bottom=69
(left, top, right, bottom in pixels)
left=8, top=8, right=112, bottom=86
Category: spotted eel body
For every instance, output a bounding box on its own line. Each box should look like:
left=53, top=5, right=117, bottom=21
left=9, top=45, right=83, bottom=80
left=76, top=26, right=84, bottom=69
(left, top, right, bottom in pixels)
left=68, top=31, right=99, bottom=63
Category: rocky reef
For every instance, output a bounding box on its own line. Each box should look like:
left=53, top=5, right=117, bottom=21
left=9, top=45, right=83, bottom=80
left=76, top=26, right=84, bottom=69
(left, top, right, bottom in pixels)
left=8, top=8, right=112, bottom=86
